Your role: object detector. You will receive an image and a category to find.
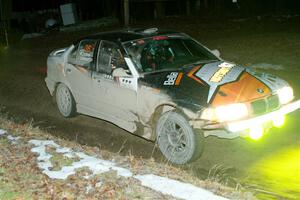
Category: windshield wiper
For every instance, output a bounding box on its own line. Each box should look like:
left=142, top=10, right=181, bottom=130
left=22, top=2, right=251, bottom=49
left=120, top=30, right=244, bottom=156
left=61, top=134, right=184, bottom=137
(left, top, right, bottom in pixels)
left=193, top=59, right=219, bottom=65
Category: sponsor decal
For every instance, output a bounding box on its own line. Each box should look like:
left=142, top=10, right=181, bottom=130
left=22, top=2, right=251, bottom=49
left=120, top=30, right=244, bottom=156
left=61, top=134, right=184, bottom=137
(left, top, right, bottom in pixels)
left=175, top=72, right=183, bottom=85
left=257, top=88, right=264, bottom=93
left=104, top=74, right=113, bottom=80
left=193, top=61, right=244, bottom=103
left=209, top=62, right=235, bottom=83
left=119, top=77, right=138, bottom=91
left=187, top=66, right=204, bottom=85
left=218, top=62, right=235, bottom=68
left=120, top=77, right=132, bottom=84
left=209, top=67, right=231, bottom=83
left=247, top=68, right=286, bottom=92
left=164, top=72, right=183, bottom=86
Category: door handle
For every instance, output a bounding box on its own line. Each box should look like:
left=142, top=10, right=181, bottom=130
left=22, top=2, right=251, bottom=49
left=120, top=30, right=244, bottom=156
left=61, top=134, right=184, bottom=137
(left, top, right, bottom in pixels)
left=66, top=68, right=72, bottom=73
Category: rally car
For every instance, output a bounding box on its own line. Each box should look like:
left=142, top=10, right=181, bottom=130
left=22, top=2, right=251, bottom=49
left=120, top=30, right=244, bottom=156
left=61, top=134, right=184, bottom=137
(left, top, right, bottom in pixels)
left=45, top=28, right=300, bottom=164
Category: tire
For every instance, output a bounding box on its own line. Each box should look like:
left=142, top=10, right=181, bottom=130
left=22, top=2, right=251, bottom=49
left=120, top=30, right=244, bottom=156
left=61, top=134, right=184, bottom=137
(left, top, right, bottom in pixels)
left=156, top=111, right=204, bottom=165
left=55, top=83, right=76, bottom=118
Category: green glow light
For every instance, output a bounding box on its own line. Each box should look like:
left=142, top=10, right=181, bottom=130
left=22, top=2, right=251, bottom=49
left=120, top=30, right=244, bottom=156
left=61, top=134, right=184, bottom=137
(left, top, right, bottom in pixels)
left=246, top=146, right=300, bottom=199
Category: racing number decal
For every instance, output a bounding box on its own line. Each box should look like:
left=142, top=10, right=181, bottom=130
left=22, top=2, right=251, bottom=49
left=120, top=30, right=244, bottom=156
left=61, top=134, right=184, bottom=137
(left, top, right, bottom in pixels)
left=164, top=72, right=183, bottom=86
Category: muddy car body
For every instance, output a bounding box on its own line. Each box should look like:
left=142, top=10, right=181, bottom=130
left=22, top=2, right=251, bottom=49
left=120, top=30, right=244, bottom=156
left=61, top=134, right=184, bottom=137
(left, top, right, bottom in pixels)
left=45, top=28, right=300, bottom=164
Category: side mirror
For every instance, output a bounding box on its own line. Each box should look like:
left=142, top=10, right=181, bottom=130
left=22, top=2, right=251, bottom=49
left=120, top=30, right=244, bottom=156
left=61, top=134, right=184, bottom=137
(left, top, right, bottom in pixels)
left=211, top=49, right=221, bottom=57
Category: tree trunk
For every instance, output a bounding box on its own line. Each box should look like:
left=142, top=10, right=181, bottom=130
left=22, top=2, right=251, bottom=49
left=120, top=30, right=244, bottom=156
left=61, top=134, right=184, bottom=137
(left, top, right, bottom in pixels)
left=154, top=2, right=165, bottom=19
left=0, top=0, right=11, bottom=47
left=186, top=0, right=191, bottom=15
left=124, top=0, right=130, bottom=26
left=195, top=0, right=201, bottom=11
left=0, top=0, right=12, bottom=22
left=204, top=0, right=208, bottom=9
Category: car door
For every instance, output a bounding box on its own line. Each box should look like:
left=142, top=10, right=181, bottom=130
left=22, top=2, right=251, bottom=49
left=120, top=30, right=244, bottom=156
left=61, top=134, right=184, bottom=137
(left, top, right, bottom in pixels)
left=65, top=39, right=97, bottom=109
left=91, top=40, right=139, bottom=131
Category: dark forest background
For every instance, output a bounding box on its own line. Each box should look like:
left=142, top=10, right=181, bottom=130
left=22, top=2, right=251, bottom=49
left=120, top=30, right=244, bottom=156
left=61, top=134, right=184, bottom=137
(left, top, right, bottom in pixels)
left=0, top=0, right=299, bottom=34
left=11, top=0, right=300, bottom=19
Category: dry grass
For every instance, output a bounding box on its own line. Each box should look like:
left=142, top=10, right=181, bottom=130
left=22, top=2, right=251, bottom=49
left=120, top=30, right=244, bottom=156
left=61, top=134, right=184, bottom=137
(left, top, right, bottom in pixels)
left=0, top=111, right=255, bottom=199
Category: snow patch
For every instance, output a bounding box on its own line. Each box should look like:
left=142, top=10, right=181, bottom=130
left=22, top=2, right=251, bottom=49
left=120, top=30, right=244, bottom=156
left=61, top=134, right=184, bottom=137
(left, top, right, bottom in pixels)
left=7, top=135, right=21, bottom=144
left=0, top=129, right=6, bottom=136
left=56, top=147, right=72, bottom=154
left=21, top=33, right=44, bottom=40
left=85, top=184, right=94, bottom=194
left=29, top=139, right=133, bottom=180
left=95, top=181, right=103, bottom=188
left=83, top=174, right=93, bottom=179
left=134, top=174, right=227, bottom=200
left=0, top=129, right=228, bottom=199
left=249, top=63, right=284, bottom=70
left=7, top=135, right=21, bottom=141
left=29, top=139, right=228, bottom=200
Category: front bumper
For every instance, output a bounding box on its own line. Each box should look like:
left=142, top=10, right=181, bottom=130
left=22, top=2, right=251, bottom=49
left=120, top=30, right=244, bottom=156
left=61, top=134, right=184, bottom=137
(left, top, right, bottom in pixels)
left=202, top=99, right=300, bottom=139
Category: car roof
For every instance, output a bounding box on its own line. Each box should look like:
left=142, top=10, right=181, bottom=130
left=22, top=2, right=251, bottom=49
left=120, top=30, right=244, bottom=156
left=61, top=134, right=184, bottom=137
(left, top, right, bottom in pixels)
left=74, top=28, right=183, bottom=45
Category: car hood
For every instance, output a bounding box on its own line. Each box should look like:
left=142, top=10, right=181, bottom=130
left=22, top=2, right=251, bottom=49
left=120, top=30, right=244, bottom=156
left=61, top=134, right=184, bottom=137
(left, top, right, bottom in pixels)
left=140, top=61, right=289, bottom=108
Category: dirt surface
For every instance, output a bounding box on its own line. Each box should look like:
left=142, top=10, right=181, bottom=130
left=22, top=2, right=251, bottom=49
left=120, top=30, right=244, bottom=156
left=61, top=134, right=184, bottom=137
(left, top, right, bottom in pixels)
left=1, top=16, right=300, bottom=199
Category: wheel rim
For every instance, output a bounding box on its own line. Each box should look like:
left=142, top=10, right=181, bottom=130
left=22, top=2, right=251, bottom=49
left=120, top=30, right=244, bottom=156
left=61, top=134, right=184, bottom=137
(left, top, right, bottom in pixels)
left=163, top=120, right=187, bottom=153
left=157, top=114, right=192, bottom=163
left=57, top=85, right=72, bottom=116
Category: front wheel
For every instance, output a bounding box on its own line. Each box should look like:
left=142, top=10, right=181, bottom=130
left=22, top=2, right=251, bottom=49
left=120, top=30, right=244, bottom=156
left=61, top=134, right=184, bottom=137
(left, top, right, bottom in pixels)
left=156, top=111, right=204, bottom=165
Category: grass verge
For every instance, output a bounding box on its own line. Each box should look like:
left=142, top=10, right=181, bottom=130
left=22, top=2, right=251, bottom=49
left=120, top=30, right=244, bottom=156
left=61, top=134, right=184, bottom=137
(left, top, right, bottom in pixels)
left=0, top=110, right=255, bottom=199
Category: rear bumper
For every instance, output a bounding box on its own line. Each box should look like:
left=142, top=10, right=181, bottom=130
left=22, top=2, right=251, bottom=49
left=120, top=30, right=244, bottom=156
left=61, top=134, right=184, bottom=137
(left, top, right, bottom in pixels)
left=202, top=99, right=300, bottom=139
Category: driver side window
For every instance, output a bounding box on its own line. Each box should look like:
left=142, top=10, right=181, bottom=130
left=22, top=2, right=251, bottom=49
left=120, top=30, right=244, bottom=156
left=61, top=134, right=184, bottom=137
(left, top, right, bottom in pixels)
left=96, top=41, right=128, bottom=75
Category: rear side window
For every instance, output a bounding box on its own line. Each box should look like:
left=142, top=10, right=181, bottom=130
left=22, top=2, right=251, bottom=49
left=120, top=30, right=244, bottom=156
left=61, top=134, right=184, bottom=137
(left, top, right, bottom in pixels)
left=68, top=39, right=97, bottom=69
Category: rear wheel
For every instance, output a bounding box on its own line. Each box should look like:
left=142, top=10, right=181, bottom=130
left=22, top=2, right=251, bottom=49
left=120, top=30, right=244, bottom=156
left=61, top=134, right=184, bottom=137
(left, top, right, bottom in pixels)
left=55, top=83, right=76, bottom=118
left=156, top=111, right=204, bottom=165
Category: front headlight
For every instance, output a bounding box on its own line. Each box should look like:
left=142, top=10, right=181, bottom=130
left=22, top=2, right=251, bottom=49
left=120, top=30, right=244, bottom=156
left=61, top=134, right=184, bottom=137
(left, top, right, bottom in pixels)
left=215, top=103, right=249, bottom=122
left=277, top=86, right=294, bottom=104
left=201, top=103, right=249, bottom=122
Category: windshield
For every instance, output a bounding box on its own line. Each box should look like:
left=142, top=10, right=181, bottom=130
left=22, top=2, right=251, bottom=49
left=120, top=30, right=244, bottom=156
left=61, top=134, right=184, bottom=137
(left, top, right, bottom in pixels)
left=123, top=36, right=218, bottom=73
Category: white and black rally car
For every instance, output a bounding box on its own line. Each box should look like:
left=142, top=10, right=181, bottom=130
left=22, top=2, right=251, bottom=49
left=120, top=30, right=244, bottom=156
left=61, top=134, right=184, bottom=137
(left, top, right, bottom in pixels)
left=45, top=28, right=300, bottom=164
